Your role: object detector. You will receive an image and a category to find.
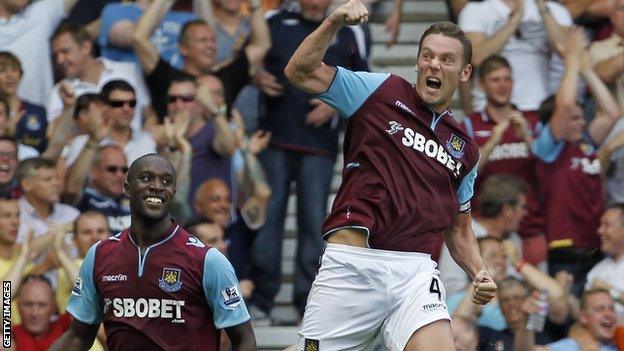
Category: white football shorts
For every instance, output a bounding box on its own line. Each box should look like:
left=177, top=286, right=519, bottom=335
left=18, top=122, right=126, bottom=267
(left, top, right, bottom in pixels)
left=298, top=243, right=451, bottom=351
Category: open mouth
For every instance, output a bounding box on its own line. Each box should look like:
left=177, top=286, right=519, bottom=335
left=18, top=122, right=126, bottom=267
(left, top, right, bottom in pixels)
left=0, top=164, right=10, bottom=173
left=426, top=77, right=442, bottom=90
left=600, top=320, right=614, bottom=329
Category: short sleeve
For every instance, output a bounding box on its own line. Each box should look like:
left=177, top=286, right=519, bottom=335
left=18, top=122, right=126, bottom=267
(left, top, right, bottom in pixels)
left=202, top=248, right=250, bottom=329
left=547, top=339, right=580, bottom=351
left=531, top=123, right=565, bottom=163
left=457, top=3, right=488, bottom=33
left=457, top=163, right=478, bottom=212
left=317, top=66, right=390, bottom=118
left=546, top=1, right=573, bottom=26
left=66, top=243, right=104, bottom=325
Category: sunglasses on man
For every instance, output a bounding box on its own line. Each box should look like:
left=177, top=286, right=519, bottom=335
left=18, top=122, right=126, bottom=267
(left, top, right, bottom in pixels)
left=167, top=94, right=195, bottom=103
left=108, top=100, right=137, bottom=108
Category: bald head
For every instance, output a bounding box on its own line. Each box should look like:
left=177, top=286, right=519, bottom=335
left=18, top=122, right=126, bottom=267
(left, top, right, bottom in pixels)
left=125, top=154, right=177, bottom=221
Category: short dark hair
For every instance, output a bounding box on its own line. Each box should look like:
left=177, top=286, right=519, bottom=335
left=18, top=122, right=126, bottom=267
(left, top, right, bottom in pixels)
left=498, top=276, right=529, bottom=296
left=180, top=20, right=211, bottom=45
left=184, top=218, right=214, bottom=234
left=537, top=95, right=556, bottom=124
left=605, top=203, right=624, bottom=226
left=73, top=93, right=102, bottom=120
left=479, top=55, right=511, bottom=80
left=477, top=174, right=528, bottom=218
left=100, top=80, right=135, bottom=103
left=52, top=22, right=93, bottom=47
left=0, top=51, right=23, bottom=75
left=418, top=21, right=472, bottom=65
left=15, top=157, right=56, bottom=183
left=74, top=210, right=108, bottom=235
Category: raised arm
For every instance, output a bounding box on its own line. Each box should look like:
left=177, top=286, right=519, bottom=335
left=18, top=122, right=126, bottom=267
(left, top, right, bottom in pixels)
left=591, top=51, right=624, bottom=86
left=384, top=0, right=404, bottom=47
left=131, top=0, right=176, bottom=74
left=535, top=0, right=570, bottom=57
left=50, top=319, right=100, bottom=351
left=463, top=0, right=524, bottom=67
left=194, top=0, right=216, bottom=27
left=244, top=0, right=271, bottom=75
left=2, top=231, right=33, bottom=299
left=284, top=0, right=369, bottom=94
left=195, top=84, right=238, bottom=156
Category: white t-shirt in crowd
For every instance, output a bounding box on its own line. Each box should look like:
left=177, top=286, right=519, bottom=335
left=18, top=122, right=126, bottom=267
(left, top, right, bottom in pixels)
left=458, top=0, right=572, bottom=111
left=585, top=255, right=624, bottom=324
left=61, top=130, right=157, bottom=167
left=0, top=0, right=65, bottom=106
left=47, top=58, right=151, bottom=131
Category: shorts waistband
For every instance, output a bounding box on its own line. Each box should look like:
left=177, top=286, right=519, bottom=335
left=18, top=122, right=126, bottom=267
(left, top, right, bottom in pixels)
left=325, top=243, right=432, bottom=261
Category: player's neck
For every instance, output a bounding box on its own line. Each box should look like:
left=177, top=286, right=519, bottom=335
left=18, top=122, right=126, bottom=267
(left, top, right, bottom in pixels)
left=130, top=216, right=173, bottom=248
left=485, top=104, right=513, bottom=123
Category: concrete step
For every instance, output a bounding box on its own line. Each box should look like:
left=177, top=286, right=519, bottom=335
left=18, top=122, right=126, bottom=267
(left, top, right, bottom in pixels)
left=272, top=305, right=301, bottom=326
left=370, top=22, right=430, bottom=45
left=255, top=326, right=299, bottom=349
left=371, top=0, right=448, bottom=23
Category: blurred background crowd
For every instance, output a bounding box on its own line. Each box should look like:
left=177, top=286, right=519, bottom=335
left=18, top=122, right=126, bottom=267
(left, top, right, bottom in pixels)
left=0, top=0, right=623, bottom=349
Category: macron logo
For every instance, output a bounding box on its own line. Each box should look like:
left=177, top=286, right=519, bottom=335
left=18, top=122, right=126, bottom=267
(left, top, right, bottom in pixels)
left=102, top=274, right=128, bottom=282
left=395, top=100, right=416, bottom=116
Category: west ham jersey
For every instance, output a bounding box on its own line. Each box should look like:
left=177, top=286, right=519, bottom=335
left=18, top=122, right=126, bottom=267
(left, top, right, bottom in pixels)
left=67, top=223, right=249, bottom=351
left=463, top=110, right=544, bottom=238
left=318, top=67, right=480, bottom=259
left=532, top=126, right=603, bottom=248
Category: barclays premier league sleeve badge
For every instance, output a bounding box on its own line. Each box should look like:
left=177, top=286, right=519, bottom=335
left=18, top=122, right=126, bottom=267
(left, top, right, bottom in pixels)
left=220, top=285, right=242, bottom=307
left=71, top=276, right=83, bottom=296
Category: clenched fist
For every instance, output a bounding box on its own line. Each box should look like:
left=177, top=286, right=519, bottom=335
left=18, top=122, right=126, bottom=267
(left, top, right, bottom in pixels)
left=471, top=269, right=497, bottom=305
left=329, top=0, right=369, bottom=26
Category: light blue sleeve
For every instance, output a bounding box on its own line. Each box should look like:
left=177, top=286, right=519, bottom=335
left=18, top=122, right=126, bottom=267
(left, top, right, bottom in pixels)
left=318, top=66, right=390, bottom=118
left=202, top=248, right=250, bottom=329
left=457, top=163, right=478, bottom=211
left=66, top=243, right=104, bottom=325
left=547, top=339, right=580, bottom=351
left=531, top=123, right=565, bottom=163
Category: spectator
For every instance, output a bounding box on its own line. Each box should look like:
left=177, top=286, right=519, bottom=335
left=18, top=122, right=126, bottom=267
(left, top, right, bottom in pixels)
left=0, top=52, right=48, bottom=153
left=12, top=275, right=72, bottom=351
left=476, top=278, right=558, bottom=350
left=0, top=137, right=33, bottom=199
left=462, top=55, right=546, bottom=265
left=516, top=289, right=618, bottom=351
left=98, top=0, right=205, bottom=67
left=532, top=28, right=622, bottom=295
left=0, top=0, right=80, bottom=106
left=185, top=219, right=228, bottom=255
left=585, top=204, right=624, bottom=323
left=61, top=80, right=157, bottom=171
left=15, top=158, right=79, bottom=242
left=458, top=0, right=572, bottom=112
left=451, top=316, right=479, bottom=351
left=589, top=0, right=624, bottom=110
left=131, top=0, right=270, bottom=120
left=67, top=145, right=131, bottom=235
left=248, top=0, right=369, bottom=321
left=213, top=0, right=252, bottom=63
left=49, top=23, right=151, bottom=131
left=439, top=174, right=528, bottom=295
left=450, top=237, right=570, bottom=331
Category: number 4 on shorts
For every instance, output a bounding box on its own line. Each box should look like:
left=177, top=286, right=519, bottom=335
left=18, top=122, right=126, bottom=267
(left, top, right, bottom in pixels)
left=429, top=277, right=441, bottom=301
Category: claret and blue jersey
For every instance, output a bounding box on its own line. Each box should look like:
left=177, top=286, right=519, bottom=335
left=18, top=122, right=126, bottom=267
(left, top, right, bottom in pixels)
left=318, top=66, right=480, bottom=260
left=66, top=223, right=249, bottom=351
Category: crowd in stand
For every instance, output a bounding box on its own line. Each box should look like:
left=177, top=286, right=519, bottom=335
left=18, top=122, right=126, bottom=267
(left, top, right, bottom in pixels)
left=0, top=0, right=623, bottom=349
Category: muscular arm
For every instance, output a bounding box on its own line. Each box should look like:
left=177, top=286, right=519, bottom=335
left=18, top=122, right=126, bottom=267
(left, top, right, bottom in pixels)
left=212, top=113, right=238, bottom=156
left=284, top=0, right=368, bottom=94
left=64, top=141, right=98, bottom=205
left=466, top=18, right=522, bottom=68
left=194, top=0, right=216, bottom=27
left=582, top=65, right=623, bottom=145
left=593, top=52, right=624, bottom=85
left=535, top=0, right=569, bottom=57
left=131, top=0, right=175, bottom=74
left=225, top=321, right=257, bottom=351
left=50, top=319, right=100, bottom=351
left=444, top=213, right=486, bottom=281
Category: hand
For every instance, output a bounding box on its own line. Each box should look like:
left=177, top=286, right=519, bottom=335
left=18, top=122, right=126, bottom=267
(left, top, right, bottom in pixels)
left=196, top=83, right=221, bottom=117
left=491, top=119, right=510, bottom=144
left=59, top=81, right=77, bottom=109
left=252, top=70, right=284, bottom=97
left=20, top=230, right=36, bottom=261
left=306, top=99, right=336, bottom=127
left=86, top=104, right=108, bottom=141
left=248, top=130, right=272, bottom=155
left=329, top=0, right=369, bottom=26
left=564, top=26, right=587, bottom=59
left=519, top=291, right=543, bottom=326
left=471, top=270, right=497, bottom=305
left=384, top=7, right=402, bottom=47
left=554, top=270, right=574, bottom=294
left=508, top=110, right=529, bottom=140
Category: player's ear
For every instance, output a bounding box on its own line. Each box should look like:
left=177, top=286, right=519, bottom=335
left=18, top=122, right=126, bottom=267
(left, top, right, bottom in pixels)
left=461, top=63, right=472, bottom=82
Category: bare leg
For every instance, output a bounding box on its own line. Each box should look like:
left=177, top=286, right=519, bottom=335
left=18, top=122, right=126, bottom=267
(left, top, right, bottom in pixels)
left=403, top=320, right=456, bottom=351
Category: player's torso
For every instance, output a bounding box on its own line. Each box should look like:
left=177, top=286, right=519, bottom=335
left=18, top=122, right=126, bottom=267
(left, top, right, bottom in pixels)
left=93, top=226, right=219, bottom=351
left=324, top=75, right=479, bottom=255
left=536, top=141, right=603, bottom=247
